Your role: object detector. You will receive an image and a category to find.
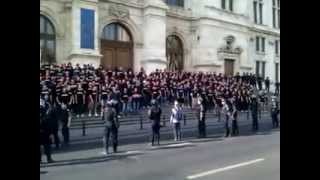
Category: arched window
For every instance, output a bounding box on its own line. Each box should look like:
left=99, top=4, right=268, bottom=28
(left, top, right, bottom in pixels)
left=102, top=23, right=131, bottom=42
left=40, top=15, right=56, bottom=64
left=166, top=35, right=184, bottom=71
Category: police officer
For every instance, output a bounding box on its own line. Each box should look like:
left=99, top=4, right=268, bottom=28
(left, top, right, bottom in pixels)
left=197, top=97, right=206, bottom=138
left=40, top=98, right=54, bottom=163
left=271, top=96, right=280, bottom=128
left=250, top=95, right=259, bottom=132
left=101, top=101, right=119, bottom=155
left=148, top=99, right=162, bottom=146
left=60, top=103, right=71, bottom=146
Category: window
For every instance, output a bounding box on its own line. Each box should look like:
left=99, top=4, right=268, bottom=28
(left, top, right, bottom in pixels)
left=273, top=0, right=280, bottom=28
left=256, top=36, right=266, bottom=53
left=165, top=0, right=184, bottom=7
left=222, top=0, right=226, bottom=9
left=80, top=8, right=95, bottom=49
left=102, top=23, right=131, bottom=42
left=256, top=61, right=260, bottom=76
left=256, top=37, right=260, bottom=52
left=254, top=0, right=263, bottom=24
left=275, top=62, right=279, bottom=82
left=253, top=1, right=258, bottom=23
left=262, top=61, right=266, bottom=79
left=256, top=61, right=266, bottom=78
left=40, top=15, right=56, bottom=64
left=222, top=0, right=233, bottom=12
left=275, top=40, right=280, bottom=55
left=261, top=37, right=265, bottom=52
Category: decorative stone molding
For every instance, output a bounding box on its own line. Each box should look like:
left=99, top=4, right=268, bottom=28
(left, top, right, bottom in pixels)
left=109, top=4, right=129, bottom=18
left=218, top=35, right=243, bottom=55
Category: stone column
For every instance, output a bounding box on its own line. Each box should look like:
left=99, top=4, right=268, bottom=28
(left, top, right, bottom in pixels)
left=69, top=0, right=101, bottom=67
left=140, top=0, right=168, bottom=74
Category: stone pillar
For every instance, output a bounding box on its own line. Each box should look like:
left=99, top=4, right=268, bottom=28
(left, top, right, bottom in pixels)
left=69, top=0, right=101, bottom=67
left=141, top=0, right=168, bottom=74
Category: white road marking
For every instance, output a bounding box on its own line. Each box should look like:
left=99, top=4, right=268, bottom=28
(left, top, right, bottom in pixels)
left=165, top=142, right=192, bottom=147
left=186, top=158, right=265, bottom=179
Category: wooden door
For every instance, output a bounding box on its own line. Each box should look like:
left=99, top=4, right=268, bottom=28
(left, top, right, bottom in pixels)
left=101, top=47, right=115, bottom=69
left=101, top=40, right=133, bottom=70
left=224, top=59, right=234, bottom=76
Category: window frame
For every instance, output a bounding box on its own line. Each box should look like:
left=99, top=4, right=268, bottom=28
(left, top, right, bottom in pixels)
left=40, top=15, right=56, bottom=64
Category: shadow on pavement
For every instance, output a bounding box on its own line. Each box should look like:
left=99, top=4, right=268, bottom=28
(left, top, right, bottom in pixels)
left=40, top=151, right=144, bottom=168
left=40, top=171, right=48, bottom=174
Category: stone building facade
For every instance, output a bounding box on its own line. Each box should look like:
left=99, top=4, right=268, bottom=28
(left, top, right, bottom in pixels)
left=40, top=0, right=280, bottom=82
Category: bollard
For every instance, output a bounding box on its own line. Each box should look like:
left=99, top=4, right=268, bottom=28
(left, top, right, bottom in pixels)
left=82, top=120, right=86, bottom=136
left=140, top=115, right=143, bottom=130
left=184, top=115, right=186, bottom=126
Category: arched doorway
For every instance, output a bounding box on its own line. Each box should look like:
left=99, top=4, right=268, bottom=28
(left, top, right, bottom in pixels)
left=40, top=15, right=56, bottom=65
left=166, top=35, right=184, bottom=71
left=100, top=23, right=133, bottom=70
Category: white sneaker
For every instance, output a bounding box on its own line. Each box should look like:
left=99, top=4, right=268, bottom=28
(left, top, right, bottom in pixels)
left=76, top=115, right=80, bottom=118
left=88, top=114, right=92, bottom=117
left=81, top=114, right=84, bottom=117
left=95, top=113, right=98, bottom=117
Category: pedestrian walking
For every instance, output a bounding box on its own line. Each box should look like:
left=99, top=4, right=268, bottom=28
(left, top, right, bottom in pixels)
left=197, top=97, right=207, bottom=138
left=148, top=100, right=162, bottom=146
left=170, top=100, right=183, bottom=141
left=101, top=101, right=119, bottom=155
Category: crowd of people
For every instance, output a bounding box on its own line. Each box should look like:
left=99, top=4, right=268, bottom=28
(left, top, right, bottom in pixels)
left=40, top=63, right=280, bottom=163
left=40, top=63, right=279, bottom=118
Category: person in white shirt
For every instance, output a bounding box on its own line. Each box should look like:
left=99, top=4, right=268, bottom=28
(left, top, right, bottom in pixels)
left=170, top=100, right=183, bottom=141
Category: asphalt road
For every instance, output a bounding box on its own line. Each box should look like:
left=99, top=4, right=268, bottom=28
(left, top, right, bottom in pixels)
left=40, top=127, right=280, bottom=180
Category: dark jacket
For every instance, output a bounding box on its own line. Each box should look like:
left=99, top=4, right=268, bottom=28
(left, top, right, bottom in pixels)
left=102, top=107, right=119, bottom=128
left=148, top=106, right=162, bottom=125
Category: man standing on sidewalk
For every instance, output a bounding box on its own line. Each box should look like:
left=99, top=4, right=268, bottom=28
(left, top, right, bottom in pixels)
left=271, top=96, right=280, bottom=128
left=40, top=98, right=54, bottom=163
left=197, top=97, right=207, bottom=138
left=250, top=95, right=259, bottom=132
left=148, top=100, right=162, bottom=146
left=60, top=103, right=71, bottom=146
left=102, top=101, right=119, bottom=155
left=170, top=100, right=183, bottom=141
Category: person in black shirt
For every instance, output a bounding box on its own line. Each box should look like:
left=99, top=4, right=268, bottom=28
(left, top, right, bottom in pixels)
left=250, top=95, right=259, bottom=132
left=101, top=101, right=119, bottom=155
left=230, top=99, right=239, bottom=136
left=148, top=100, right=162, bottom=146
left=40, top=99, right=54, bottom=163
left=121, top=88, right=129, bottom=116
left=275, top=81, right=280, bottom=95
left=264, top=77, right=270, bottom=93
left=75, top=83, right=85, bottom=118
left=60, top=103, right=71, bottom=146
left=197, top=97, right=207, bottom=138
left=257, top=76, right=263, bottom=90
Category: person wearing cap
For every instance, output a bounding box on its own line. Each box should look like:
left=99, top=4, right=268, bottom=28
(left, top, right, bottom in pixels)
left=197, top=97, right=207, bottom=138
left=270, top=95, right=280, bottom=128
left=250, top=95, right=259, bottom=132
left=148, top=99, right=162, bottom=146
left=170, top=100, right=183, bottom=141
left=101, top=100, right=119, bottom=155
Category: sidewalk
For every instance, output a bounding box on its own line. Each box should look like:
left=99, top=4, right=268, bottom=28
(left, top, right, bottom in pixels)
left=51, top=111, right=276, bottom=154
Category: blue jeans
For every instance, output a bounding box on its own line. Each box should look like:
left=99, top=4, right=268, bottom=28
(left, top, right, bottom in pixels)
left=122, top=102, right=128, bottom=114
